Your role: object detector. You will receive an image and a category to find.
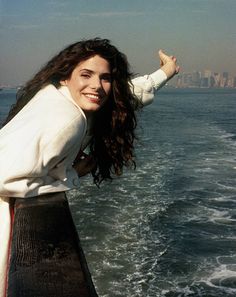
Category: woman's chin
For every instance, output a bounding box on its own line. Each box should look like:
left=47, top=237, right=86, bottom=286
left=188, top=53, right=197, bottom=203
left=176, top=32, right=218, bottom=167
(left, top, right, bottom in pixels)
left=82, top=104, right=101, bottom=115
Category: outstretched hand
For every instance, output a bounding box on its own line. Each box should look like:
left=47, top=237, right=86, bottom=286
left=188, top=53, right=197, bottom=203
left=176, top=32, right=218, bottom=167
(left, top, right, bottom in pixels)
left=159, top=50, right=180, bottom=80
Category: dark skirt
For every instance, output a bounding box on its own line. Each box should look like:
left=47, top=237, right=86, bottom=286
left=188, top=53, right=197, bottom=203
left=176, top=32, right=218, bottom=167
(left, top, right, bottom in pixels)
left=7, top=192, right=98, bottom=297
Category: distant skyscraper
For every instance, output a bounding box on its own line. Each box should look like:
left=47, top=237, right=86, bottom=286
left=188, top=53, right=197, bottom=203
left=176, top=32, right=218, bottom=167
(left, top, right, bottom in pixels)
left=200, top=70, right=212, bottom=88
left=223, top=72, right=229, bottom=79
left=201, top=77, right=209, bottom=88
left=234, top=77, right=236, bottom=88
left=213, top=73, right=221, bottom=87
left=204, top=70, right=212, bottom=78
left=222, top=72, right=229, bottom=87
left=191, top=71, right=201, bottom=87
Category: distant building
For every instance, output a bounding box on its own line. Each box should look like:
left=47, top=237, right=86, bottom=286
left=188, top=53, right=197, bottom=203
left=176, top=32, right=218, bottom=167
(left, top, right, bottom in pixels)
left=191, top=71, right=201, bottom=87
left=201, top=77, right=209, bottom=88
left=213, top=73, right=221, bottom=87
left=200, top=70, right=211, bottom=88
left=221, top=72, right=229, bottom=87
left=223, top=72, right=229, bottom=80
left=176, top=73, right=192, bottom=88
left=234, top=77, right=236, bottom=88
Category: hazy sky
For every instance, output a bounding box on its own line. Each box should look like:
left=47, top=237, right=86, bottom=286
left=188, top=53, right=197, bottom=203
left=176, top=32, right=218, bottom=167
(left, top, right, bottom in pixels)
left=0, top=0, right=236, bottom=85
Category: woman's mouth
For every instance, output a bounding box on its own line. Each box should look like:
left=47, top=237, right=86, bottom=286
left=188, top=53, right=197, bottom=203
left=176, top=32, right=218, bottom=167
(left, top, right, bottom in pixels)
left=84, top=93, right=100, bottom=102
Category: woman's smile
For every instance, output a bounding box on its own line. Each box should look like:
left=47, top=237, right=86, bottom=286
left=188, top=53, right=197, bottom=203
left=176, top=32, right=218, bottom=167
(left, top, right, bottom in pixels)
left=83, top=93, right=101, bottom=102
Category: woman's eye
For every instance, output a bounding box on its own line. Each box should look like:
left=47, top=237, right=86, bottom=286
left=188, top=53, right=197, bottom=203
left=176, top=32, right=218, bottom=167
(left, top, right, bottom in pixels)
left=81, top=73, right=90, bottom=78
left=102, top=74, right=112, bottom=82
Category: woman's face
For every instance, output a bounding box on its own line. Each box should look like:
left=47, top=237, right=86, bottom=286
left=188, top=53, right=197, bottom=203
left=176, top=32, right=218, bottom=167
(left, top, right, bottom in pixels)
left=61, top=55, right=112, bottom=115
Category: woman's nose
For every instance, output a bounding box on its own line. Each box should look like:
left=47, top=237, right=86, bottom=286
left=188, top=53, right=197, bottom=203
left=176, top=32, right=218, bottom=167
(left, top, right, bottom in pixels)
left=91, top=77, right=102, bottom=90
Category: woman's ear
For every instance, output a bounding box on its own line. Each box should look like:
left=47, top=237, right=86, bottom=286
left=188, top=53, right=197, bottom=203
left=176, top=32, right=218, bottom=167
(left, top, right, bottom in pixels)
left=60, top=80, right=67, bottom=86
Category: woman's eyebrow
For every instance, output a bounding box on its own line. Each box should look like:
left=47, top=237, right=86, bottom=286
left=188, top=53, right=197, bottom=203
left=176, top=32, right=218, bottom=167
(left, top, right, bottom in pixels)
left=79, top=68, right=93, bottom=73
left=79, top=68, right=111, bottom=74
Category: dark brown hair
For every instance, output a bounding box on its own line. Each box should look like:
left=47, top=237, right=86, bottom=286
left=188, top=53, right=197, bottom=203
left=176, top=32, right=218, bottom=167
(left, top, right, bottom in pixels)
left=4, top=38, right=141, bottom=184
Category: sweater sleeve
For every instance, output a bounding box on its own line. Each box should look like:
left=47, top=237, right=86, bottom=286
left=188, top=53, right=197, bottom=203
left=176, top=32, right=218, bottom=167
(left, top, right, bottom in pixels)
left=130, top=69, right=167, bottom=106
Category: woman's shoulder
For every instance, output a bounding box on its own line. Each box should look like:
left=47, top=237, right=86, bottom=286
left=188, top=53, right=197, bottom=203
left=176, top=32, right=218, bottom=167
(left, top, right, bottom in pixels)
left=1, top=84, right=86, bottom=139
left=29, top=84, right=85, bottom=122
left=34, top=84, right=73, bottom=108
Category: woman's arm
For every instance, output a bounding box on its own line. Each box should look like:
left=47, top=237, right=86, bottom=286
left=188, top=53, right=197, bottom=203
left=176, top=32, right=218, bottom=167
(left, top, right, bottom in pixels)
left=130, top=49, right=179, bottom=106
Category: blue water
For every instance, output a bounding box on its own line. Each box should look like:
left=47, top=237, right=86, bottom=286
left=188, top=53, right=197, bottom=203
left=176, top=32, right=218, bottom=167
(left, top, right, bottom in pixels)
left=1, top=88, right=236, bottom=296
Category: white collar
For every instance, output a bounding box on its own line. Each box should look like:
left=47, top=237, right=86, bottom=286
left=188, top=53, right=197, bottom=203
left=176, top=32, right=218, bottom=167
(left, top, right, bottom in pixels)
left=58, top=85, right=87, bottom=120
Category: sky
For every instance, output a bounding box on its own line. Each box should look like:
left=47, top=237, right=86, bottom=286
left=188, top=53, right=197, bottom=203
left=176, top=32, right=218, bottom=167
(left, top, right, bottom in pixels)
left=0, top=0, right=236, bottom=85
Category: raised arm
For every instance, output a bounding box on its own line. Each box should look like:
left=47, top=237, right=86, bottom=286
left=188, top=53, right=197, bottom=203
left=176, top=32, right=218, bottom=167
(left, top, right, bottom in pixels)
left=130, top=49, right=179, bottom=106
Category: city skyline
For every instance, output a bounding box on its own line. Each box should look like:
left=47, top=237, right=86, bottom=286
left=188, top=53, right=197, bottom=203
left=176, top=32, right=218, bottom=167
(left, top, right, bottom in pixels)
left=0, top=0, right=236, bottom=85
left=172, top=69, right=236, bottom=88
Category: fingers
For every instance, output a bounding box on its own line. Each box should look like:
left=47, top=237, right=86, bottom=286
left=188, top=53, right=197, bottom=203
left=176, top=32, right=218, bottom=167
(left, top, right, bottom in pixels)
left=158, top=49, right=171, bottom=59
left=158, top=49, right=165, bottom=65
left=171, top=56, right=180, bottom=73
left=158, top=49, right=180, bottom=78
left=158, top=49, right=179, bottom=67
left=175, top=65, right=180, bottom=74
left=158, top=49, right=176, bottom=66
left=159, top=50, right=177, bottom=62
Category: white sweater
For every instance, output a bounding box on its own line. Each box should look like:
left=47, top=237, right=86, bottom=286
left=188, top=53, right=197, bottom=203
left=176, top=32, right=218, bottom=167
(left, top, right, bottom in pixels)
left=0, top=69, right=167, bottom=198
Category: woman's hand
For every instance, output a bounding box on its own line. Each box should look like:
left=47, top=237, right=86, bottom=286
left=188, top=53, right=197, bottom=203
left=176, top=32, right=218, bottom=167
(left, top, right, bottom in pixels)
left=73, top=153, right=97, bottom=177
left=159, top=49, right=180, bottom=79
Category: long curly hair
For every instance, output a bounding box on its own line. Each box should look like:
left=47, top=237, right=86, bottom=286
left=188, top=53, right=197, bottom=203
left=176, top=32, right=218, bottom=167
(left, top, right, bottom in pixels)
left=4, top=38, right=141, bottom=184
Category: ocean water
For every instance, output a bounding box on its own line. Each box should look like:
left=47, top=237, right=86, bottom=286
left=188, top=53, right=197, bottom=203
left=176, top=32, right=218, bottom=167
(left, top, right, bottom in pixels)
left=1, top=88, right=236, bottom=297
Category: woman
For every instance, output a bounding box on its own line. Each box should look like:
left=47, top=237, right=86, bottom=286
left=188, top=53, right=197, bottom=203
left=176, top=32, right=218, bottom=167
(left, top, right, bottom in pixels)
left=0, top=38, right=179, bottom=296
